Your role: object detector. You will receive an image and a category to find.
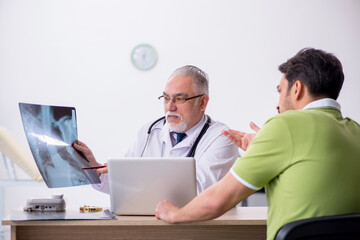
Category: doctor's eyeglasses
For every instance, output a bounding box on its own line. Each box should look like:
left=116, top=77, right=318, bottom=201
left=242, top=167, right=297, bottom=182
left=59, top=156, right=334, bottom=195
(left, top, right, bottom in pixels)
left=158, top=94, right=204, bottom=104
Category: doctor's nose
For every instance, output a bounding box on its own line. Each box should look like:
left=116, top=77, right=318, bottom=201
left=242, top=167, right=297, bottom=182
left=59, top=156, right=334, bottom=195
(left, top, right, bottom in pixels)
left=166, top=100, right=177, bottom=111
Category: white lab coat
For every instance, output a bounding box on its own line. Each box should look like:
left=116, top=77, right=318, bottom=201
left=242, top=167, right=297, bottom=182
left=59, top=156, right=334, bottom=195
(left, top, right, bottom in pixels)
left=93, top=115, right=240, bottom=194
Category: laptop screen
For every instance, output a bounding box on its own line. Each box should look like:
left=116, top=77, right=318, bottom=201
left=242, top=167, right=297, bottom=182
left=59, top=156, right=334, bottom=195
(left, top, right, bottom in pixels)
left=108, top=157, right=197, bottom=215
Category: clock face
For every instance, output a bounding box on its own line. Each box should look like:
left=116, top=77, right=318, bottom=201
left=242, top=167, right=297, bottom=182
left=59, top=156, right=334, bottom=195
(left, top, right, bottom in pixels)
left=131, top=44, right=157, bottom=71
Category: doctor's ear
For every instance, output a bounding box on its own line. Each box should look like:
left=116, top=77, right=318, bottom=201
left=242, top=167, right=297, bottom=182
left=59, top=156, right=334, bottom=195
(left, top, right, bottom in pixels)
left=199, top=94, right=209, bottom=111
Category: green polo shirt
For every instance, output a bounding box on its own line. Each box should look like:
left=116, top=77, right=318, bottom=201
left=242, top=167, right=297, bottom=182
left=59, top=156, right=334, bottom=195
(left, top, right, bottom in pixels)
left=231, top=107, right=360, bottom=240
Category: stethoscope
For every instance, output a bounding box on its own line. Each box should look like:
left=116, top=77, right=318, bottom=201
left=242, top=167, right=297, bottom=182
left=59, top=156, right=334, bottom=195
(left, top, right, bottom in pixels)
left=140, top=115, right=212, bottom=157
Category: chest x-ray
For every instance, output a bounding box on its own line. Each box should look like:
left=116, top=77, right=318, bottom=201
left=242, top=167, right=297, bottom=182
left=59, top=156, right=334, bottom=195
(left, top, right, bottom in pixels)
left=19, top=102, right=100, bottom=188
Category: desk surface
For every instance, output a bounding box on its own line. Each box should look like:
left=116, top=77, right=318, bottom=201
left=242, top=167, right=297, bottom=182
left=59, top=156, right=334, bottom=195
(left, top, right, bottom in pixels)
left=2, top=206, right=267, bottom=225
left=2, top=207, right=267, bottom=240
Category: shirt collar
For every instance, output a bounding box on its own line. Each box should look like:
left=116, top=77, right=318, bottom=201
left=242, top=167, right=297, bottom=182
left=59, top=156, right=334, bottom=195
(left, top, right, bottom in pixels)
left=302, top=98, right=341, bottom=111
left=162, top=114, right=207, bottom=145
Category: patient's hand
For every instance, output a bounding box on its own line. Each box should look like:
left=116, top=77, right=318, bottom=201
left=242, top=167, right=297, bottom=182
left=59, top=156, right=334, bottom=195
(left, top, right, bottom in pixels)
left=222, top=122, right=260, bottom=151
left=155, top=200, right=179, bottom=223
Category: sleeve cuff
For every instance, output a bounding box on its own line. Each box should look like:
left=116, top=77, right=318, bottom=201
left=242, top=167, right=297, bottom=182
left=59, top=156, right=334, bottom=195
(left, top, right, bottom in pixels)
left=230, top=168, right=262, bottom=191
left=92, top=173, right=110, bottom=194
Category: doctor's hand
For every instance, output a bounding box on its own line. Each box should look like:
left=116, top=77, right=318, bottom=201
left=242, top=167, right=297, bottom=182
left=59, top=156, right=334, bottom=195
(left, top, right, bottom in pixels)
left=96, top=163, right=108, bottom=175
left=73, top=140, right=108, bottom=175
left=222, top=122, right=260, bottom=151
left=73, top=140, right=97, bottom=165
left=155, top=200, right=179, bottom=224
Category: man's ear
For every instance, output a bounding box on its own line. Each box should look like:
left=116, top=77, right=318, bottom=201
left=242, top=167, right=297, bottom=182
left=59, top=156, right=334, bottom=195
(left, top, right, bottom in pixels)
left=293, top=80, right=305, bottom=100
left=200, top=94, right=209, bottom=111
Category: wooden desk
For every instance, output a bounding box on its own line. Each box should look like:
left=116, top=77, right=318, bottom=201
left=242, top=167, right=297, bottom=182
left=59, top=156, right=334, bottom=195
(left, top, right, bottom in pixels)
left=2, top=207, right=267, bottom=240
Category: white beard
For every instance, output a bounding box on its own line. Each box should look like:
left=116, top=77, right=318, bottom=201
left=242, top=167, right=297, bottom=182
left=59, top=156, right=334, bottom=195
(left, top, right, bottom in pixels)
left=165, top=111, right=187, bottom=133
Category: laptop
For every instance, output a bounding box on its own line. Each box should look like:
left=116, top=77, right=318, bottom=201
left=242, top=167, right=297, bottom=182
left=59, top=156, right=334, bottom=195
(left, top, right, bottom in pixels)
left=108, top=157, right=197, bottom=215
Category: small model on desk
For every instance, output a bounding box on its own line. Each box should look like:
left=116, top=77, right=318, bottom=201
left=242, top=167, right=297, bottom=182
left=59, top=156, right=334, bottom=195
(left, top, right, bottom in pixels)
left=80, top=205, right=103, bottom=213
left=23, top=194, right=66, bottom=212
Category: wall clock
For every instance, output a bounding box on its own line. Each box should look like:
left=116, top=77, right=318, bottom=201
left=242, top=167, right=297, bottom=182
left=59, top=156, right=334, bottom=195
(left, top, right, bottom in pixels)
left=131, top=44, right=158, bottom=71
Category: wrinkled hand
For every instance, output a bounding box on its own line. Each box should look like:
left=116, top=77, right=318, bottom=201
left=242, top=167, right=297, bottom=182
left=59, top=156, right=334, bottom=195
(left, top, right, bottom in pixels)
left=155, top=200, right=179, bottom=223
left=97, top=163, right=108, bottom=175
left=73, top=140, right=108, bottom=175
left=73, top=140, right=97, bottom=165
left=222, top=122, right=260, bottom=151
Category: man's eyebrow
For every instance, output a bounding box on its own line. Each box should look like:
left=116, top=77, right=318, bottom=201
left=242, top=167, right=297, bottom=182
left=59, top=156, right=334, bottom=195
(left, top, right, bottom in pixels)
left=163, top=92, right=188, bottom=97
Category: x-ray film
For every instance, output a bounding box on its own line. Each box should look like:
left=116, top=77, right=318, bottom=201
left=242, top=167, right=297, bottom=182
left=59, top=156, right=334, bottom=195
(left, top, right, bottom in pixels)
left=19, top=102, right=100, bottom=188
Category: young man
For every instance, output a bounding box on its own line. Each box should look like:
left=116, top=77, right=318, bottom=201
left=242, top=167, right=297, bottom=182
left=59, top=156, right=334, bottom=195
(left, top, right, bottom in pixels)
left=155, top=49, right=360, bottom=240
left=74, top=65, right=239, bottom=194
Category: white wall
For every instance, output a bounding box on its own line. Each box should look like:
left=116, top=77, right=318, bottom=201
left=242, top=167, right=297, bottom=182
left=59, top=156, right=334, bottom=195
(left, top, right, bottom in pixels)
left=1, top=0, right=360, bottom=213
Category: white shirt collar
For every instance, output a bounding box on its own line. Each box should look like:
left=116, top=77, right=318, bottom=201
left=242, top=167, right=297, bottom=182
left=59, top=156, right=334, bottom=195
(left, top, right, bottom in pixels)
left=162, top=114, right=207, bottom=146
left=302, top=98, right=341, bottom=111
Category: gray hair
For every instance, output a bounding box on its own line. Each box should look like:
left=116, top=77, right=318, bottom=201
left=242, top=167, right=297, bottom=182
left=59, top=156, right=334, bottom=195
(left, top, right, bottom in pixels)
left=169, top=65, right=209, bottom=95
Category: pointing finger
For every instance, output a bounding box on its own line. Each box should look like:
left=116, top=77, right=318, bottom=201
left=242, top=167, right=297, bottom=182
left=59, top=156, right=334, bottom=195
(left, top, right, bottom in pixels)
left=250, top=122, right=261, bottom=132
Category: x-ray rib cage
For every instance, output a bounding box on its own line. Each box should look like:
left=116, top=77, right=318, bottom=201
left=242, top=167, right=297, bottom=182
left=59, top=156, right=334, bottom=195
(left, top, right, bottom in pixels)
left=19, top=102, right=100, bottom=188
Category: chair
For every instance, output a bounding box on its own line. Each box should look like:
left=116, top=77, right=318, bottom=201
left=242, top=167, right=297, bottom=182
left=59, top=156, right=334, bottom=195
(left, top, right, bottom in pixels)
left=274, top=213, right=360, bottom=240
left=0, top=127, right=42, bottom=181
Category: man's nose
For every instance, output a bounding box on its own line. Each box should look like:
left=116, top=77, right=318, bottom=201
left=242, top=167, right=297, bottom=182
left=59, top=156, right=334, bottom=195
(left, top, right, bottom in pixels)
left=165, top=100, right=177, bottom=111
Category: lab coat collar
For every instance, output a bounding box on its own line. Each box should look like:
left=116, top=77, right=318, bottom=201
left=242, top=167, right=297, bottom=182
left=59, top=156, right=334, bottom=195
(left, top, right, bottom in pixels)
left=302, top=98, right=341, bottom=111
left=184, top=115, right=207, bottom=141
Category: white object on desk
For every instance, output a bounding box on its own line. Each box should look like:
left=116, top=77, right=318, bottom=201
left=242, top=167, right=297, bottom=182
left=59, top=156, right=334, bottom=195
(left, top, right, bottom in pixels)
left=24, top=194, right=66, bottom=212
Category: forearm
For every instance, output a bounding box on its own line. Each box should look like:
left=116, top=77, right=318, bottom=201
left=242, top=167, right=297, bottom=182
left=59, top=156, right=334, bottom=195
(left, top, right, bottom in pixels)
left=173, top=184, right=233, bottom=223
left=156, top=172, right=255, bottom=224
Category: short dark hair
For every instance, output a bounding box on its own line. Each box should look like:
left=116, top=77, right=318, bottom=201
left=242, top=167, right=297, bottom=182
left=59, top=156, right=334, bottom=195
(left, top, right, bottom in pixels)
left=278, top=48, right=344, bottom=100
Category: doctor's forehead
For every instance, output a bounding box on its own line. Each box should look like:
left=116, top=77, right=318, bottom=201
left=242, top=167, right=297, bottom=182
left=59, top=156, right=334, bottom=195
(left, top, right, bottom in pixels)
left=164, top=76, right=194, bottom=95
left=167, top=75, right=195, bottom=87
